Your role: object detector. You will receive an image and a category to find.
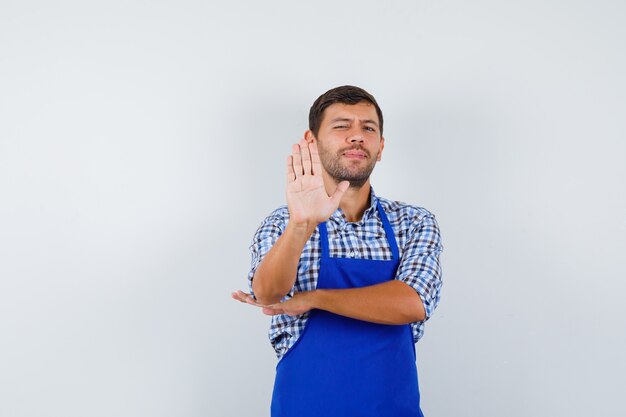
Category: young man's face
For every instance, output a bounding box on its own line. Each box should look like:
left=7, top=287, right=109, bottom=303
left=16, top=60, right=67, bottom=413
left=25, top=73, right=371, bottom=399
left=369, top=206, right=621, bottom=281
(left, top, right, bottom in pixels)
left=308, top=101, right=385, bottom=188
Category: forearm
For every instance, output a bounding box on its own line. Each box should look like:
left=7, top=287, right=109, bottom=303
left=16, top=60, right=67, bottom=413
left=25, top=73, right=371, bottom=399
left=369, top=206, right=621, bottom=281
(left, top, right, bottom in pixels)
left=310, top=280, right=426, bottom=325
left=252, top=221, right=316, bottom=305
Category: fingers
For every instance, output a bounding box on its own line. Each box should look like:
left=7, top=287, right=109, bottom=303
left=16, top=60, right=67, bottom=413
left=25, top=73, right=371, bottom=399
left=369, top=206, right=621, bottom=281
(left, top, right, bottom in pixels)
left=286, top=156, right=295, bottom=183
left=231, top=290, right=262, bottom=307
left=262, top=307, right=283, bottom=315
left=230, top=290, right=247, bottom=303
left=299, top=139, right=312, bottom=175
left=309, top=141, right=322, bottom=175
left=289, top=140, right=315, bottom=179
left=292, top=143, right=303, bottom=178
left=232, top=290, right=287, bottom=316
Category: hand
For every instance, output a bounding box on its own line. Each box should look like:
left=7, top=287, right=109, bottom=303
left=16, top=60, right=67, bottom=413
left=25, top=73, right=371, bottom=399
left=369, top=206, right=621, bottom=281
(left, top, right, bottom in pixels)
left=231, top=290, right=315, bottom=316
left=286, top=139, right=349, bottom=227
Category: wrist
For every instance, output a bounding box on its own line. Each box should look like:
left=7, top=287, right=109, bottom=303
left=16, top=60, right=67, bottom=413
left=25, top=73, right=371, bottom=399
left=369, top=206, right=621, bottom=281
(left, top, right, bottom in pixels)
left=285, top=219, right=318, bottom=238
left=308, top=289, right=326, bottom=310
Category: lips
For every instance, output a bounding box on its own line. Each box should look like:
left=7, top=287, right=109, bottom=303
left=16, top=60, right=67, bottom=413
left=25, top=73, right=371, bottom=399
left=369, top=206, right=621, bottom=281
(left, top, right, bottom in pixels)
left=342, top=150, right=368, bottom=159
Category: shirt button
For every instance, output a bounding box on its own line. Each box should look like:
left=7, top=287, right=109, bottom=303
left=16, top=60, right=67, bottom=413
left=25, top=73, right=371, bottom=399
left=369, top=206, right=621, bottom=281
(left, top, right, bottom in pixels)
left=349, top=251, right=356, bottom=258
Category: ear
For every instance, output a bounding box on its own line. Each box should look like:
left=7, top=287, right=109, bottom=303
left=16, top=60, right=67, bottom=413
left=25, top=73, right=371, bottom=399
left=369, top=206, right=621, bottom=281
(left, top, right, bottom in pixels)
left=377, top=136, right=385, bottom=161
left=304, top=130, right=316, bottom=143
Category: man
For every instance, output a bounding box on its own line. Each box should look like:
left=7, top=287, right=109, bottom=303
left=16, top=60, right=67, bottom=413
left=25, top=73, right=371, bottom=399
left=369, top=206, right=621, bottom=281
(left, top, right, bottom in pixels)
left=232, top=85, right=443, bottom=417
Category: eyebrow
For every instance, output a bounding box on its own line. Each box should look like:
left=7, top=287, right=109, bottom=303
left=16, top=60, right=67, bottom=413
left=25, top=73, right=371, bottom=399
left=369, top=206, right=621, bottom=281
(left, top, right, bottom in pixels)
left=329, top=117, right=379, bottom=126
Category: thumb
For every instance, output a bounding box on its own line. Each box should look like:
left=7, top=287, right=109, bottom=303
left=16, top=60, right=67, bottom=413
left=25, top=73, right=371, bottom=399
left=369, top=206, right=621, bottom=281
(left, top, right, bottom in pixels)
left=262, top=308, right=281, bottom=315
left=330, top=181, right=350, bottom=205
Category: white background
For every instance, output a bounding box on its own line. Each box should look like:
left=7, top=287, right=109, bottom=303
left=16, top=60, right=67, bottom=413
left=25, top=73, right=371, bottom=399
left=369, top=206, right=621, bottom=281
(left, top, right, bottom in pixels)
left=1, top=1, right=625, bottom=416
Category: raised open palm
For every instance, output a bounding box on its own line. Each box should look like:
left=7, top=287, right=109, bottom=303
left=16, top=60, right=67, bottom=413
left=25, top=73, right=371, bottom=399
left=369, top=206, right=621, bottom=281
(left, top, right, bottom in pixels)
left=286, top=139, right=349, bottom=226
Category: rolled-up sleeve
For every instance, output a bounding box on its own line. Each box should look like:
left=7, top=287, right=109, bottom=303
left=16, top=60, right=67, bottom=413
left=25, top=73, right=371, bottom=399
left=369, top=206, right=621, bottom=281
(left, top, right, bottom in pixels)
left=247, top=208, right=287, bottom=299
left=394, top=213, right=443, bottom=321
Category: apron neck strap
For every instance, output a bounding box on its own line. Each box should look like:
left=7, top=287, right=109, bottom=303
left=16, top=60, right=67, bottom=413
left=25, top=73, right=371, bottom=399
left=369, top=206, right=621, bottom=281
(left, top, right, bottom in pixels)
left=376, top=200, right=400, bottom=259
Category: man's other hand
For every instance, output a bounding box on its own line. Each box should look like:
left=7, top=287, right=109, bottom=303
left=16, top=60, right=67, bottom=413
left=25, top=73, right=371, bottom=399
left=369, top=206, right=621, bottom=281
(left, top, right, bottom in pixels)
left=231, top=289, right=315, bottom=317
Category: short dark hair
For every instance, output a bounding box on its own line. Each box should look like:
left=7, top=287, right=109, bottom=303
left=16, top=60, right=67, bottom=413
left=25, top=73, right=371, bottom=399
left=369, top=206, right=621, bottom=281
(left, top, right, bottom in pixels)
left=308, top=85, right=383, bottom=137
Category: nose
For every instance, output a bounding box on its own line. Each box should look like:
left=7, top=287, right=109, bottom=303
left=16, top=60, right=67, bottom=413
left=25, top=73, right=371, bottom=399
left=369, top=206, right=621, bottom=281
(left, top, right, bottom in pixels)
left=348, top=128, right=364, bottom=143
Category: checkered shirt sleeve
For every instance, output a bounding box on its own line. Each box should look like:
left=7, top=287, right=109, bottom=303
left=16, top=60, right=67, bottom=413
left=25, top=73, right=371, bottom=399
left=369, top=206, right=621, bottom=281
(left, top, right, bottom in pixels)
left=247, top=206, right=288, bottom=300
left=248, top=206, right=313, bottom=357
left=394, top=212, right=443, bottom=321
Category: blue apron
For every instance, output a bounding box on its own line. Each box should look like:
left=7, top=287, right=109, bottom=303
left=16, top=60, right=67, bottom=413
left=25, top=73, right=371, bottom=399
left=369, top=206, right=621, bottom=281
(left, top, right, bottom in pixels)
left=271, top=201, right=424, bottom=417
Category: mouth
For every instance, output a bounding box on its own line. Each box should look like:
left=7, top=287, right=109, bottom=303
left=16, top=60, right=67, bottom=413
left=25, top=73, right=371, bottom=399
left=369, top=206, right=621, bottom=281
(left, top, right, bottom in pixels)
left=342, top=149, right=368, bottom=160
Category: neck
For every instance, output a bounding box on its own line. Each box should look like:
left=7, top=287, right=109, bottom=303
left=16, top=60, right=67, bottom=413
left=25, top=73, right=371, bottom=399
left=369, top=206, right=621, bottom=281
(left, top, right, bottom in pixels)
left=323, top=174, right=371, bottom=222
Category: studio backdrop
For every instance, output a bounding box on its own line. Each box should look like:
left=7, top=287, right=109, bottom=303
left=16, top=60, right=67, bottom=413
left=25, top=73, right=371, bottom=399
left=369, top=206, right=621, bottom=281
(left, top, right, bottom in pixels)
left=1, top=1, right=624, bottom=416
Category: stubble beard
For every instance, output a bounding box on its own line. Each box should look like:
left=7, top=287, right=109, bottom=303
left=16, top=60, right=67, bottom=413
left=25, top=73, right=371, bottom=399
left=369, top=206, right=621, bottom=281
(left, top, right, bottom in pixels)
left=318, top=145, right=379, bottom=188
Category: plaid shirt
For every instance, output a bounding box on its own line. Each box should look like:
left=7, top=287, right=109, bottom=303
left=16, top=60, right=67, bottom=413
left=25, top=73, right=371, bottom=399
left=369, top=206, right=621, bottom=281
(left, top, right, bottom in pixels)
left=248, top=188, right=443, bottom=359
